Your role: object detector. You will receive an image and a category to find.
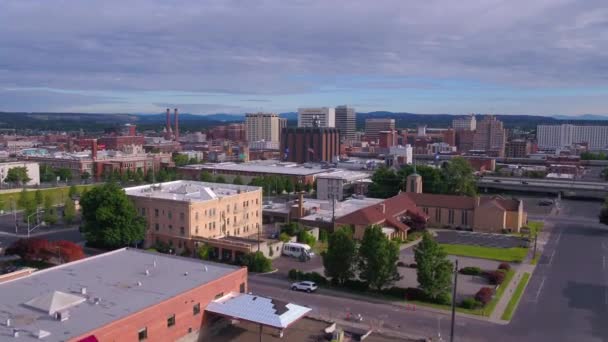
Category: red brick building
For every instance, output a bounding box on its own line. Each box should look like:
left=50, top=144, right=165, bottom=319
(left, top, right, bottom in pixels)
left=280, top=127, right=340, bottom=163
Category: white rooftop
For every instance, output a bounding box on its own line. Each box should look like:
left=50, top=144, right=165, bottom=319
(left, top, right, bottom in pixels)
left=206, top=292, right=311, bottom=329
left=182, top=161, right=330, bottom=176
left=264, top=197, right=383, bottom=222
left=125, top=180, right=260, bottom=202
left=315, top=170, right=370, bottom=181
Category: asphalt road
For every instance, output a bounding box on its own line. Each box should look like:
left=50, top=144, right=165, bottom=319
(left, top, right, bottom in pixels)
left=250, top=199, right=608, bottom=341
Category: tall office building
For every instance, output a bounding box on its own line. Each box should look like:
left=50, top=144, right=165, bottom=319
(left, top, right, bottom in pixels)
left=452, top=114, right=477, bottom=131
left=537, top=124, right=608, bottom=150
left=281, top=127, right=340, bottom=163
left=473, top=116, right=506, bottom=157
left=245, top=112, right=281, bottom=144
left=297, top=107, right=335, bottom=128
left=365, top=118, right=395, bottom=141
left=335, top=105, right=356, bottom=142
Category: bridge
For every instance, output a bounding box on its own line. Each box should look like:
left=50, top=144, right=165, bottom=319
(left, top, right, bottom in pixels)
left=477, top=176, right=608, bottom=199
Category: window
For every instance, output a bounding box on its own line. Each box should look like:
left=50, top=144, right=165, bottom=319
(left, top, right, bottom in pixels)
left=168, top=211, right=172, bottom=219
left=195, top=212, right=199, bottom=221
left=155, top=223, right=159, bottom=231
left=154, top=209, right=159, bottom=218
left=193, top=303, right=201, bottom=315
left=140, top=208, right=146, bottom=216
left=448, top=210, right=455, bottom=225
left=462, top=211, right=468, bottom=226
left=195, top=226, right=199, bottom=235
left=422, top=207, right=429, bottom=215
left=215, top=292, right=224, bottom=299
left=180, top=227, right=185, bottom=236
left=169, top=225, right=173, bottom=230
left=435, top=208, right=441, bottom=222
left=180, top=212, right=185, bottom=221
left=167, top=314, right=176, bottom=327
left=178, top=240, right=182, bottom=248
left=240, top=283, right=246, bottom=293
left=138, top=327, right=148, bottom=341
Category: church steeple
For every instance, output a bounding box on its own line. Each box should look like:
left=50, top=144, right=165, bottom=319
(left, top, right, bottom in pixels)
left=406, top=165, right=422, bottom=193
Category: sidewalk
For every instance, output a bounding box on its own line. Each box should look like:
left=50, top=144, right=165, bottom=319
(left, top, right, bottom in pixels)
left=0, top=226, right=79, bottom=238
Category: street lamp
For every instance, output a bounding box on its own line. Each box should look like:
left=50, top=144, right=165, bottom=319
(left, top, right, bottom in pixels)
left=27, top=209, right=45, bottom=238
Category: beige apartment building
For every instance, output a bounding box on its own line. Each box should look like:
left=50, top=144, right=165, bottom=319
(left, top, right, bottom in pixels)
left=244, top=112, right=283, bottom=144
left=125, top=181, right=263, bottom=260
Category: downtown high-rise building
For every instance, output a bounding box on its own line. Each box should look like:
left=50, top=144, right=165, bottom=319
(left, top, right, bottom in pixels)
left=297, top=107, right=335, bottom=128
left=473, top=115, right=506, bottom=157
left=335, top=105, right=356, bottom=142
left=244, top=112, right=282, bottom=145
left=452, top=114, right=477, bottom=131
left=365, top=118, right=395, bottom=141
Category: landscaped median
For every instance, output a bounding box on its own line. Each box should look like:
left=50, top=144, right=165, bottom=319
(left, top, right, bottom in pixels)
left=501, top=272, right=531, bottom=321
left=0, top=184, right=98, bottom=208
left=439, top=244, right=528, bottom=262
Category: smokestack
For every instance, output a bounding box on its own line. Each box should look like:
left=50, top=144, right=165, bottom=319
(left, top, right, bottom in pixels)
left=165, top=108, right=172, bottom=139
left=174, top=108, right=179, bottom=142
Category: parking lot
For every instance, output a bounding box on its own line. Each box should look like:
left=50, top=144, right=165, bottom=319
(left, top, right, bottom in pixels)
left=435, top=230, right=528, bottom=248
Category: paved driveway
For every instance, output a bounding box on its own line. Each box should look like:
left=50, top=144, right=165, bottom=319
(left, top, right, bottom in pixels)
left=435, top=230, right=527, bottom=248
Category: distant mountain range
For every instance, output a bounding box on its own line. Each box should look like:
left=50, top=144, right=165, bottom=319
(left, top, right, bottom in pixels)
left=0, top=111, right=607, bottom=133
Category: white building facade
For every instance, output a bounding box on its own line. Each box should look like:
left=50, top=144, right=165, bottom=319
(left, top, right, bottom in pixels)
left=537, top=124, right=608, bottom=150
left=452, top=114, right=477, bottom=131
left=297, top=107, right=335, bottom=128
left=245, top=112, right=282, bottom=144
left=0, top=161, right=40, bottom=186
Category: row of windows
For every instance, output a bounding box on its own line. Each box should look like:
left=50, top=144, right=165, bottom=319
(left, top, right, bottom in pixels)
left=423, top=207, right=470, bottom=226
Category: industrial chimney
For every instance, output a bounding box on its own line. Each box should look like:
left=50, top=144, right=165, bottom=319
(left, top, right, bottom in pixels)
left=174, top=108, right=179, bottom=141
left=165, top=108, right=172, bottom=140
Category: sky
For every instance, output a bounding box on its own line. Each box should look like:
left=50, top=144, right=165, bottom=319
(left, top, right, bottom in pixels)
left=1, top=0, right=608, bottom=115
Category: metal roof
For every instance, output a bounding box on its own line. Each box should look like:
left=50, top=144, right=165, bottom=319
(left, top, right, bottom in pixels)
left=0, top=248, right=241, bottom=342
left=206, top=292, right=311, bottom=329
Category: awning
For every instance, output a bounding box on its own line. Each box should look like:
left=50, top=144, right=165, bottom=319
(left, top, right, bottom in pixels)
left=205, top=292, right=311, bottom=329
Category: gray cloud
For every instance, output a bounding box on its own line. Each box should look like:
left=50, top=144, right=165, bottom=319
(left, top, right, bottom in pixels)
left=1, top=0, right=608, bottom=112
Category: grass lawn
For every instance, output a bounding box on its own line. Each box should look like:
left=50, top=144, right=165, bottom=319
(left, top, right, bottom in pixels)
left=440, top=244, right=528, bottom=262
left=501, top=272, right=531, bottom=321
left=527, top=221, right=544, bottom=237
left=0, top=184, right=98, bottom=209
left=530, top=252, right=541, bottom=265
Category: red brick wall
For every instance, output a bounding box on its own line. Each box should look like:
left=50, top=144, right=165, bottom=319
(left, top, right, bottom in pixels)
left=70, top=267, right=247, bottom=342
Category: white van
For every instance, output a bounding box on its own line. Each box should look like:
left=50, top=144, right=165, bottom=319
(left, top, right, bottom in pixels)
left=282, top=242, right=314, bottom=259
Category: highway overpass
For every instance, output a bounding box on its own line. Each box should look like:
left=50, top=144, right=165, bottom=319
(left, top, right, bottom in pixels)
left=477, top=176, right=608, bottom=199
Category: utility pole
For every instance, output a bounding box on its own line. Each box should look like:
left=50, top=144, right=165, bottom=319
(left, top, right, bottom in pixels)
left=450, top=259, right=458, bottom=342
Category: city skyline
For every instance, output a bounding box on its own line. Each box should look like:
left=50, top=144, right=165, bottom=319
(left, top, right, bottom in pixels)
left=2, top=1, right=608, bottom=115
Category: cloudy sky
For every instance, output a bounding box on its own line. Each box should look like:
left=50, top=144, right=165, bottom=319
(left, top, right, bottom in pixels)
left=1, top=0, right=608, bottom=115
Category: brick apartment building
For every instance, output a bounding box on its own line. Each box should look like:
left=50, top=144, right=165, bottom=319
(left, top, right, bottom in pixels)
left=280, top=127, right=340, bottom=163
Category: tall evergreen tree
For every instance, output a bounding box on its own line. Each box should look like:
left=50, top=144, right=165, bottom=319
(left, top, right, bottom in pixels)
left=322, top=227, right=357, bottom=285
left=358, top=225, right=401, bottom=291
left=414, top=232, right=453, bottom=303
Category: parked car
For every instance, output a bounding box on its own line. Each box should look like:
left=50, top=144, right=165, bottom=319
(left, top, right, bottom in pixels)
left=493, top=179, right=501, bottom=183
left=282, top=242, right=314, bottom=259
left=291, top=281, right=318, bottom=293
left=538, top=199, right=554, bottom=206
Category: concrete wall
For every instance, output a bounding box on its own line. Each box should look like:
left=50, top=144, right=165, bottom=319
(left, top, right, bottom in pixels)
left=0, top=161, right=40, bottom=186
left=473, top=206, right=506, bottom=233
left=69, top=267, right=247, bottom=342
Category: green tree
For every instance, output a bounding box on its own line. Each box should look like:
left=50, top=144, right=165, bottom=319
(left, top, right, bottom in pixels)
left=134, top=168, right=144, bottom=184
left=200, top=171, right=213, bottom=182
left=215, top=175, right=226, bottom=183
left=322, top=227, right=357, bottom=285
left=63, top=198, right=76, bottom=224
left=284, top=178, right=295, bottom=193
left=441, top=157, right=477, bottom=196
left=232, top=175, right=244, bottom=185
left=172, top=153, right=190, bottom=167
left=34, top=189, right=43, bottom=207
left=55, top=168, right=72, bottom=182
left=43, top=195, right=58, bottom=225
left=6, top=166, right=31, bottom=186
left=81, top=171, right=91, bottom=183
left=241, top=251, right=272, bottom=273
left=600, top=198, right=608, bottom=226
left=298, top=230, right=316, bottom=246
left=68, top=185, right=79, bottom=199
left=414, top=232, right=453, bottom=303
left=40, top=165, right=56, bottom=183
left=358, top=225, right=401, bottom=291
left=145, top=168, right=154, bottom=183
left=18, top=188, right=36, bottom=222
left=80, top=183, right=146, bottom=249
left=398, top=165, right=445, bottom=194
left=196, top=244, right=213, bottom=260
left=368, top=166, right=401, bottom=198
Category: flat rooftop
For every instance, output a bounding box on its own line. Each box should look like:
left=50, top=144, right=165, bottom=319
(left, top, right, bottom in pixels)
left=0, top=248, right=241, bottom=342
left=315, top=170, right=370, bottom=181
left=263, top=197, right=382, bottom=222
left=125, top=180, right=260, bottom=202
left=181, top=161, right=329, bottom=176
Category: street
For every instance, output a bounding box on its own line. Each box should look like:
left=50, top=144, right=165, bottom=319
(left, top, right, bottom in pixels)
left=249, top=199, right=608, bottom=341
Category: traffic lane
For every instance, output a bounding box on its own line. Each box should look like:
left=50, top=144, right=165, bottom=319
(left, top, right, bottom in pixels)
left=248, top=275, right=492, bottom=342
left=508, top=221, right=608, bottom=342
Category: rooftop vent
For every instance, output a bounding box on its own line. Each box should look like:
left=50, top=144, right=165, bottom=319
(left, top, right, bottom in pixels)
left=13, top=329, right=19, bottom=338
left=204, top=266, right=208, bottom=272
left=136, top=281, right=142, bottom=287
left=145, top=269, right=150, bottom=276
left=33, top=330, right=51, bottom=339
left=54, top=311, right=69, bottom=322
left=94, top=297, right=101, bottom=305
left=153, top=259, right=157, bottom=268
left=184, top=272, right=189, bottom=276
left=5, top=318, right=11, bottom=327
left=80, top=287, right=87, bottom=295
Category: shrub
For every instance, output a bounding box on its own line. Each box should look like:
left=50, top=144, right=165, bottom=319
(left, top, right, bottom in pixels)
left=487, top=270, right=506, bottom=285
left=297, top=230, right=316, bottom=247
left=397, top=261, right=407, bottom=267
left=342, top=279, right=369, bottom=292
left=288, top=268, right=300, bottom=280
left=319, top=229, right=329, bottom=243
left=288, top=269, right=328, bottom=285
left=380, top=286, right=408, bottom=299
left=409, top=263, right=418, bottom=268
left=461, top=297, right=481, bottom=310
left=498, top=263, right=511, bottom=271
left=279, top=232, right=291, bottom=242
left=460, top=266, right=482, bottom=276
left=404, top=287, right=425, bottom=301
left=475, top=287, right=494, bottom=305
left=281, top=222, right=302, bottom=236
left=433, top=292, right=452, bottom=305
